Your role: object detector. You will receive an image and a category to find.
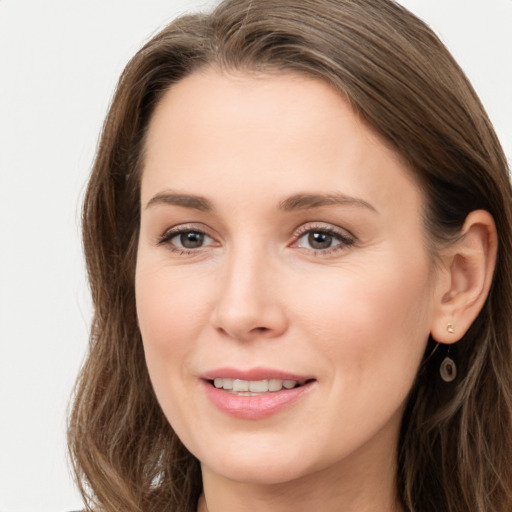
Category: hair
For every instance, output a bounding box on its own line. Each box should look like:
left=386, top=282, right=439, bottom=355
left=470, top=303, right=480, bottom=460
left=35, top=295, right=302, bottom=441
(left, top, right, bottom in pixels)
left=68, top=1, right=512, bottom=511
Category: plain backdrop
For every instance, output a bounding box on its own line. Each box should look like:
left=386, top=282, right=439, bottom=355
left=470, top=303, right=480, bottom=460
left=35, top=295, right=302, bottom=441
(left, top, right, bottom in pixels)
left=0, top=1, right=510, bottom=511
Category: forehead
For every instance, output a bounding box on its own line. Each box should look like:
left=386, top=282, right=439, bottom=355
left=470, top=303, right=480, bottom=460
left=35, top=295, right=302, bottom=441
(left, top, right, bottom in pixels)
left=141, top=68, right=422, bottom=216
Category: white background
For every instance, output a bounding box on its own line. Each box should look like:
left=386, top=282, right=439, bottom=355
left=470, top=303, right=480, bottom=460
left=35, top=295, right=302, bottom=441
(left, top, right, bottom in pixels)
left=0, top=1, right=510, bottom=511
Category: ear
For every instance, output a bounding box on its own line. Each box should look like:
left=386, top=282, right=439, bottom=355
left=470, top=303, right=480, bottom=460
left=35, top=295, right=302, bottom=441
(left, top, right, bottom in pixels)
left=430, top=210, right=497, bottom=344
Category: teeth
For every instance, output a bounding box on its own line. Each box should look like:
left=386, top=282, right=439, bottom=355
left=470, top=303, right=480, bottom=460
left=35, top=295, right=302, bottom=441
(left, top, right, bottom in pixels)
left=268, top=379, right=282, bottom=391
left=249, top=380, right=268, bottom=392
left=213, top=378, right=299, bottom=393
left=233, top=379, right=249, bottom=392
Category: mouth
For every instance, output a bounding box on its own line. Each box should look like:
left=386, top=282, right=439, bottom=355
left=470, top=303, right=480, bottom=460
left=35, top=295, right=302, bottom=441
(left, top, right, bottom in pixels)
left=202, top=370, right=317, bottom=419
left=208, top=377, right=314, bottom=396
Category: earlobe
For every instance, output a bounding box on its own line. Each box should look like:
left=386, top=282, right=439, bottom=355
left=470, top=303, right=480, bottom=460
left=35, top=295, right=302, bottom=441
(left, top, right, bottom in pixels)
left=430, top=210, right=497, bottom=344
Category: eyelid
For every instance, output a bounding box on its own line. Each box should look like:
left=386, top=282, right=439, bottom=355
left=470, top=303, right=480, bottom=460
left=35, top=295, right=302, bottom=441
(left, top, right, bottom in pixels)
left=293, top=222, right=355, bottom=240
left=290, top=222, right=356, bottom=254
left=155, top=221, right=355, bottom=255
left=157, top=223, right=218, bottom=248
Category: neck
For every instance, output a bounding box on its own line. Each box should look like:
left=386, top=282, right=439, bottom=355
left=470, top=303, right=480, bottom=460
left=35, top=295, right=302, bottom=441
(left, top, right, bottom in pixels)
left=199, top=470, right=402, bottom=512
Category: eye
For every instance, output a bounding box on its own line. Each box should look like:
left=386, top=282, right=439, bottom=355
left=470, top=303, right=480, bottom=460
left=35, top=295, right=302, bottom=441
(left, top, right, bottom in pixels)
left=158, top=227, right=216, bottom=252
left=175, top=231, right=208, bottom=249
left=294, top=225, right=355, bottom=254
left=301, top=231, right=335, bottom=250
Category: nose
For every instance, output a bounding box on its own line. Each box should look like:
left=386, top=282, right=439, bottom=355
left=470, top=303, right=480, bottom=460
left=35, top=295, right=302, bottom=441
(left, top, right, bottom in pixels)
left=211, top=246, right=288, bottom=342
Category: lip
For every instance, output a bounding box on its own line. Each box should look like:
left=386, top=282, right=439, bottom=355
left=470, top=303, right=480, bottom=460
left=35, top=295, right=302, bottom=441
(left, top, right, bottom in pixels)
left=200, top=366, right=314, bottom=382
left=200, top=367, right=316, bottom=420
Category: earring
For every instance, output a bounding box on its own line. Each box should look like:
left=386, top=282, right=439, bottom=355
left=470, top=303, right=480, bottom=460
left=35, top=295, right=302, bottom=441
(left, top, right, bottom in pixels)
left=447, top=323, right=455, bottom=334
left=440, top=343, right=457, bottom=382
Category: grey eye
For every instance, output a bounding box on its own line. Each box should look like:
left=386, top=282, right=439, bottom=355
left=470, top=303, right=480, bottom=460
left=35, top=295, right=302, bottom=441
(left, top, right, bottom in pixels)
left=307, top=231, right=334, bottom=250
left=178, top=231, right=206, bottom=249
left=295, top=227, right=354, bottom=253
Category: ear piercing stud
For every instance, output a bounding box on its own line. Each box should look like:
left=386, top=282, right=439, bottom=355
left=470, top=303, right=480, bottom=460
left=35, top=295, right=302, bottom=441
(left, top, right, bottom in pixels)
left=447, top=323, right=455, bottom=334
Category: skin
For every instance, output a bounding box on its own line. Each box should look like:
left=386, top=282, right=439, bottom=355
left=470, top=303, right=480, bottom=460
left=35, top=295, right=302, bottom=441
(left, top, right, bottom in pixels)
left=135, top=69, right=496, bottom=512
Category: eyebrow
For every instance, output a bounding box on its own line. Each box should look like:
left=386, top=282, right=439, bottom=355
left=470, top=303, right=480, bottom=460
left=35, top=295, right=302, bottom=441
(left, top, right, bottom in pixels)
left=145, top=192, right=213, bottom=211
left=279, top=193, right=377, bottom=213
left=144, top=191, right=377, bottom=213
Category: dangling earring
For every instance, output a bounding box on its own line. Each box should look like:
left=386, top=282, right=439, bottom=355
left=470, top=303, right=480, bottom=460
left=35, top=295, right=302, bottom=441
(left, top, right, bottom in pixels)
left=440, top=354, right=457, bottom=382
left=440, top=325, right=457, bottom=382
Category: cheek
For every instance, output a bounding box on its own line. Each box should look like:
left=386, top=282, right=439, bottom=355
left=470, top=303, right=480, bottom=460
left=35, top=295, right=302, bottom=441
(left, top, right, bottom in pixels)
left=134, top=261, right=218, bottom=434
left=134, top=260, right=218, bottom=415
left=291, top=261, right=433, bottom=456
left=135, top=262, right=212, bottom=355
left=294, top=256, right=433, bottom=385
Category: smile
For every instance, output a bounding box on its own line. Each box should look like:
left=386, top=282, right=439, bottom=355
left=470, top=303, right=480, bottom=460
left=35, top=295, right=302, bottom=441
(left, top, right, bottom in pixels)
left=212, top=378, right=305, bottom=395
left=203, top=372, right=316, bottom=419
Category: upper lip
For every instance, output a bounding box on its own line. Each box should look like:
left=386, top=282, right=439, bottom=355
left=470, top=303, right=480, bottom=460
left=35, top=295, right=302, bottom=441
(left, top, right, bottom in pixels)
left=200, top=367, right=315, bottom=382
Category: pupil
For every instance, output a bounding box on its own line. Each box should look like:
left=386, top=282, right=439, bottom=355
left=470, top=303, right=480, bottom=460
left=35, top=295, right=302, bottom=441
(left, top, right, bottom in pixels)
left=180, top=232, right=204, bottom=248
left=308, top=232, right=332, bottom=249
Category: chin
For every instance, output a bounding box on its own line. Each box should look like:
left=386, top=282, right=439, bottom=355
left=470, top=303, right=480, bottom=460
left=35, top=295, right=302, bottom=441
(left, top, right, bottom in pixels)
left=190, top=431, right=329, bottom=486
left=205, top=455, right=312, bottom=486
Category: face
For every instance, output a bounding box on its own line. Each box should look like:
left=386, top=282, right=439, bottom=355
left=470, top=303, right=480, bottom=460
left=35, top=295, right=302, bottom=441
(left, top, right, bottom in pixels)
left=136, top=69, right=441, bottom=486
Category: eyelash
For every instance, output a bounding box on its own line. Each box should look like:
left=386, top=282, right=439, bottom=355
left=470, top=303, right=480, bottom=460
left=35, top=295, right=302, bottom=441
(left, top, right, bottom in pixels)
left=157, top=224, right=216, bottom=255
left=157, top=223, right=356, bottom=256
left=293, top=224, right=355, bottom=256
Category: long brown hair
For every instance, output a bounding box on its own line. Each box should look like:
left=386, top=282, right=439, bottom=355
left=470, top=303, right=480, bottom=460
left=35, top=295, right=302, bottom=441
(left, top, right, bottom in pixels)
left=68, top=1, right=512, bottom=510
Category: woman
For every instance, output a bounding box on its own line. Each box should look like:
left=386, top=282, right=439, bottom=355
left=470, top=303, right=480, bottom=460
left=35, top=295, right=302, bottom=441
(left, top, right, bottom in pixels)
left=68, top=0, right=512, bottom=510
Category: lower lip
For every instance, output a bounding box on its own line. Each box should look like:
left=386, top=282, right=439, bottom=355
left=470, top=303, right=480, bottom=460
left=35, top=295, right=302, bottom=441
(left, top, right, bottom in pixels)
left=203, top=380, right=315, bottom=419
